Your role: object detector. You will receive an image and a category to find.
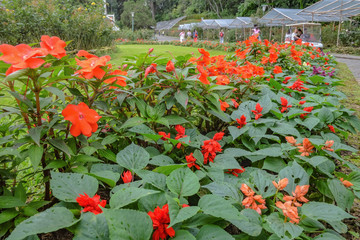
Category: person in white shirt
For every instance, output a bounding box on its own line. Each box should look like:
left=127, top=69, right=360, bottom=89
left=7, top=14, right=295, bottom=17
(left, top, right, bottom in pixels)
left=179, top=31, right=185, bottom=42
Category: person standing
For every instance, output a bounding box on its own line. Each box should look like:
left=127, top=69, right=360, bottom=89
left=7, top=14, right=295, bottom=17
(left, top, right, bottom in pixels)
left=193, top=29, right=198, bottom=42
left=179, top=31, right=185, bottom=42
left=252, top=25, right=261, bottom=40
left=219, top=29, right=224, bottom=44
left=187, top=30, right=192, bottom=40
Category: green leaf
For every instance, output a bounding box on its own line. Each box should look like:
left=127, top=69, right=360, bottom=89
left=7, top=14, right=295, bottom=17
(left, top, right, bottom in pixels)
left=209, top=154, right=242, bottom=169
left=262, top=157, right=287, bottom=173
left=300, top=117, right=320, bottom=130
left=301, top=202, right=354, bottom=223
left=174, top=90, right=189, bottom=109
left=150, top=155, right=174, bottom=166
left=317, top=107, right=334, bottom=123
left=88, top=171, right=120, bottom=188
left=253, top=147, right=283, bottom=157
left=328, top=179, right=354, bottom=211
left=4, top=68, right=29, bottom=81
left=270, top=123, right=300, bottom=137
left=314, top=231, right=345, bottom=240
left=74, top=155, right=102, bottom=163
left=196, top=224, right=235, bottom=240
left=14, top=183, right=26, bottom=203
left=251, top=169, right=276, bottom=198
left=228, top=126, right=248, bottom=141
left=279, top=161, right=309, bottom=195
left=135, top=170, right=167, bottom=190
left=98, top=149, right=116, bottom=162
left=50, top=172, right=98, bottom=202
left=45, top=87, right=65, bottom=102
left=7, top=207, right=78, bottom=240
left=48, top=138, right=73, bottom=157
left=172, top=230, right=196, bottom=240
left=309, top=75, right=325, bottom=84
left=110, top=187, right=159, bottom=209
left=0, top=196, right=26, bottom=208
left=0, top=209, right=19, bottom=224
left=153, top=164, right=187, bottom=175
left=73, top=212, right=109, bottom=240
left=121, top=117, right=146, bottom=129
left=166, top=167, right=200, bottom=197
left=203, top=181, right=242, bottom=203
left=103, top=208, right=153, bottom=240
left=44, top=160, right=67, bottom=170
left=169, top=206, right=200, bottom=227
left=101, top=135, right=118, bottom=145
left=164, top=115, right=188, bottom=125
left=267, top=212, right=303, bottom=239
left=116, top=143, right=150, bottom=170
left=28, top=126, right=43, bottom=146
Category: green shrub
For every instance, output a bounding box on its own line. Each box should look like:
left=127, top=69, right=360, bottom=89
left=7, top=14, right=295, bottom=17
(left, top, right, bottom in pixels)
left=0, top=0, right=116, bottom=50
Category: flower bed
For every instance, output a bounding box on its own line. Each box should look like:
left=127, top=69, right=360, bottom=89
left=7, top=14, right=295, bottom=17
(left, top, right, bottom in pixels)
left=0, top=35, right=360, bottom=239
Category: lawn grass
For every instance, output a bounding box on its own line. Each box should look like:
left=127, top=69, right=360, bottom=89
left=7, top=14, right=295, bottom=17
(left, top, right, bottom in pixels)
left=336, top=62, right=360, bottom=166
left=110, top=44, right=227, bottom=66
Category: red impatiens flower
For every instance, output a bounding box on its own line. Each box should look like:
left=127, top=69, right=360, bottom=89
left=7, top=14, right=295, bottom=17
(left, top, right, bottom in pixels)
left=197, top=65, right=210, bottom=84
left=75, top=54, right=111, bottom=79
left=148, top=204, right=175, bottom=240
left=299, top=100, right=306, bottom=105
left=175, top=125, right=187, bottom=148
left=103, top=70, right=127, bottom=88
left=62, top=102, right=102, bottom=137
left=300, top=106, right=313, bottom=119
left=273, top=65, right=282, bottom=74
left=225, top=167, right=245, bottom=177
left=144, top=63, right=157, bottom=78
left=121, top=170, right=133, bottom=183
left=216, top=75, right=230, bottom=85
left=0, top=44, right=48, bottom=75
left=185, top=153, right=200, bottom=170
left=158, top=131, right=170, bottom=141
left=77, top=50, right=98, bottom=59
left=280, top=97, right=292, bottom=113
left=236, top=115, right=247, bottom=129
left=166, top=60, right=175, bottom=72
left=231, top=99, right=239, bottom=108
left=40, top=35, right=66, bottom=59
left=219, top=99, right=230, bottom=111
left=328, top=125, right=335, bottom=133
left=76, top=193, right=106, bottom=215
left=201, top=132, right=224, bottom=164
left=252, top=103, right=263, bottom=120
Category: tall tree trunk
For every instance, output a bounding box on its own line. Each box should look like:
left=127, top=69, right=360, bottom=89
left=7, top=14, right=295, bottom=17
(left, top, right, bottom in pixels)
left=149, top=0, right=155, bottom=20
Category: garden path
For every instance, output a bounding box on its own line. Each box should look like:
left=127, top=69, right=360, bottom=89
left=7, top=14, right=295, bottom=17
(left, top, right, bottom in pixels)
left=332, top=54, right=360, bottom=84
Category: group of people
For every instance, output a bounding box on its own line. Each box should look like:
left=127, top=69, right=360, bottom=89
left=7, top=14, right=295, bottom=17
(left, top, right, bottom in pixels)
left=178, top=25, right=262, bottom=43
left=179, top=29, right=198, bottom=42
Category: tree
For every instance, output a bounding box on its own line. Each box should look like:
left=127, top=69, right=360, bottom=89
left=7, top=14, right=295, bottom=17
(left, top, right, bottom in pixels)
left=120, top=0, right=155, bottom=29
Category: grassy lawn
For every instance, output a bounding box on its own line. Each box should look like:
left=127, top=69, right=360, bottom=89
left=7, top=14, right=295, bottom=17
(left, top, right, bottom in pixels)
left=110, top=44, right=227, bottom=66
left=336, top=62, right=360, bottom=166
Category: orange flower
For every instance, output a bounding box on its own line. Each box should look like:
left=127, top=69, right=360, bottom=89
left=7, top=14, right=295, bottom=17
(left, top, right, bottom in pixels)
left=166, top=60, right=175, bottom=72
left=216, top=75, right=230, bottom=85
left=340, top=178, right=353, bottom=188
left=231, top=99, right=239, bottom=108
left=103, top=70, right=127, bottom=88
left=241, top=184, right=267, bottom=214
left=144, top=63, right=157, bottom=78
left=322, top=140, right=334, bottom=152
left=40, top=35, right=66, bottom=59
left=197, top=65, right=210, bottom=84
left=273, top=178, right=289, bottom=190
left=283, top=185, right=309, bottom=207
left=77, top=50, right=97, bottom=59
left=297, top=138, right=314, bottom=156
left=0, top=44, right=47, bottom=75
left=285, top=136, right=300, bottom=146
left=273, top=65, right=282, bottom=74
left=219, top=100, right=229, bottom=111
left=276, top=201, right=300, bottom=224
left=75, top=55, right=111, bottom=79
left=62, top=102, right=101, bottom=137
left=197, top=48, right=211, bottom=66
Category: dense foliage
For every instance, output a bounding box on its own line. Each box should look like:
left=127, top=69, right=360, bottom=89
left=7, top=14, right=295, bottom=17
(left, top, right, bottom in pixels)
left=0, top=0, right=116, bottom=50
left=0, top=35, right=360, bottom=239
